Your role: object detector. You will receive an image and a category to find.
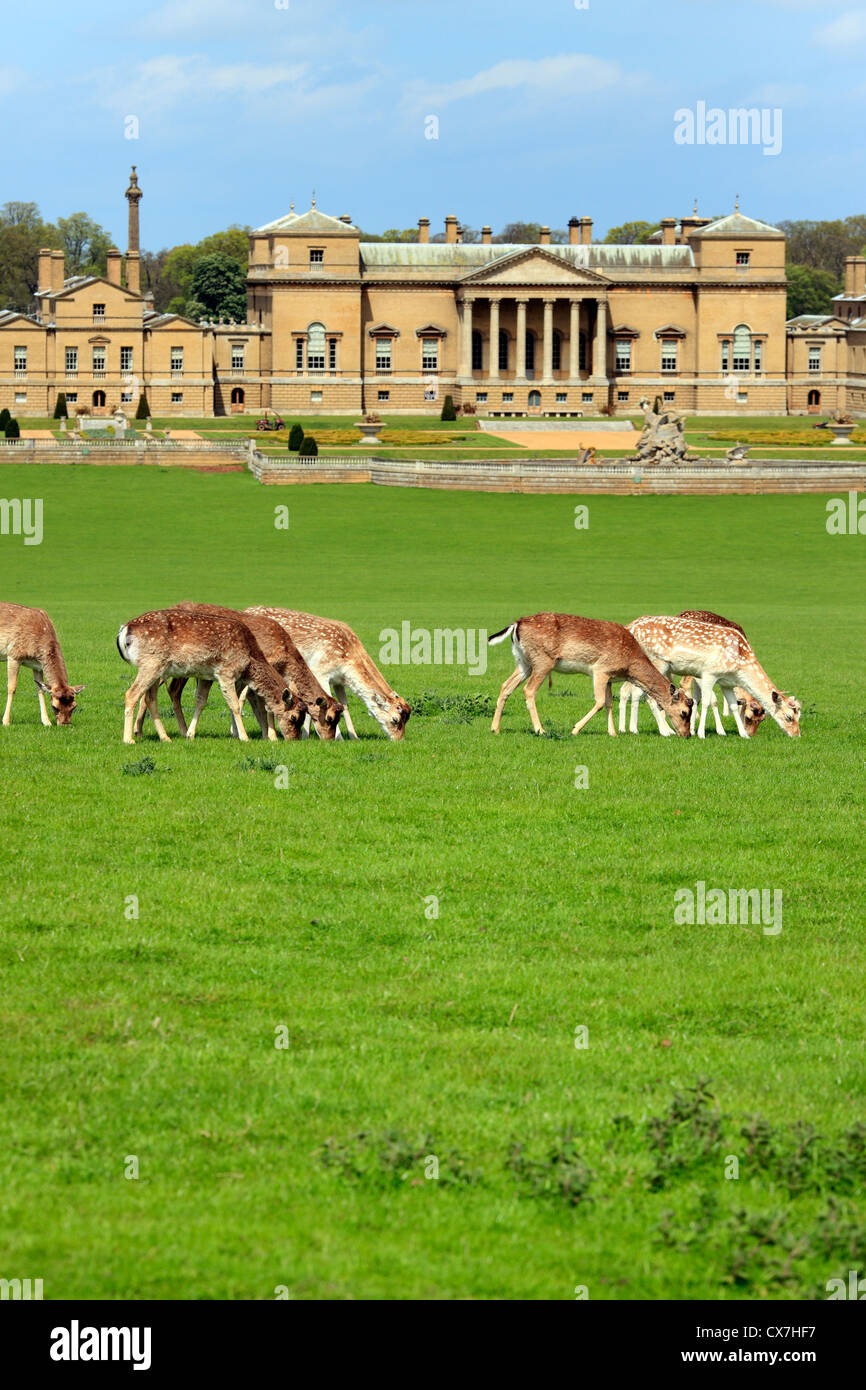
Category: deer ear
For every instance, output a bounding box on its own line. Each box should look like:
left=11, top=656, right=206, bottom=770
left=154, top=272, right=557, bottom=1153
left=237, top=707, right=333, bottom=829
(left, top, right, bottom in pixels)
left=282, top=689, right=292, bottom=706
left=35, top=679, right=50, bottom=693
left=669, top=683, right=677, bottom=698
left=316, top=696, right=326, bottom=708
left=71, top=685, right=86, bottom=694
left=772, top=690, right=781, bottom=705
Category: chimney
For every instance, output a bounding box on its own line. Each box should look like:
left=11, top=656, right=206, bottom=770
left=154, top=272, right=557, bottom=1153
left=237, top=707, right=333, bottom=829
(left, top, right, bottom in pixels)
left=580, top=217, right=593, bottom=246
left=482, top=226, right=492, bottom=245
left=126, top=251, right=141, bottom=295
left=539, top=226, right=551, bottom=246
left=418, top=217, right=430, bottom=245
left=854, top=257, right=866, bottom=297
left=661, top=218, right=676, bottom=246
left=568, top=217, right=581, bottom=246
left=445, top=214, right=459, bottom=245
left=107, top=248, right=122, bottom=286
left=37, top=248, right=53, bottom=293
left=844, top=257, right=856, bottom=296
left=50, top=250, right=65, bottom=292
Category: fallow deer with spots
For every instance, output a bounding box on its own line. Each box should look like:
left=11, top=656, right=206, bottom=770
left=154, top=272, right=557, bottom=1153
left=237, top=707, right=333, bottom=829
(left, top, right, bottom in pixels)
left=0, top=601, right=84, bottom=727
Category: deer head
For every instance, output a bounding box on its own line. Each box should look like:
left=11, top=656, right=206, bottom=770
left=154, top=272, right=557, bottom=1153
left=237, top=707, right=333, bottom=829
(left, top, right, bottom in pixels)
left=770, top=690, right=801, bottom=737
left=386, top=695, right=412, bottom=740
left=312, top=694, right=344, bottom=740
left=36, top=680, right=85, bottom=726
left=737, top=694, right=766, bottom=738
left=275, top=688, right=307, bottom=740
left=662, top=682, right=693, bottom=737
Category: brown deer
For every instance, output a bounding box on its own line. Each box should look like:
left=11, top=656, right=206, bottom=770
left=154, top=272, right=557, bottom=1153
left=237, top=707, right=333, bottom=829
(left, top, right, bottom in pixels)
left=0, top=601, right=84, bottom=726
left=117, top=608, right=306, bottom=745
left=134, top=603, right=343, bottom=741
left=489, top=613, right=693, bottom=737
left=244, top=607, right=411, bottom=740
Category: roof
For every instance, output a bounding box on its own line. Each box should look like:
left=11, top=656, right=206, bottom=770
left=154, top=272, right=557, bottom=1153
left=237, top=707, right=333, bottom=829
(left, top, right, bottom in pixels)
left=358, top=242, right=695, bottom=278
left=254, top=206, right=357, bottom=235
left=688, top=212, right=783, bottom=239
left=786, top=315, right=846, bottom=329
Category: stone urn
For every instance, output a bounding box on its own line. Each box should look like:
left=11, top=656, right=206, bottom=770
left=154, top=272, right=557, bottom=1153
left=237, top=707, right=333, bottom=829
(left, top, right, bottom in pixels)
left=827, top=420, right=855, bottom=445
left=355, top=417, right=387, bottom=446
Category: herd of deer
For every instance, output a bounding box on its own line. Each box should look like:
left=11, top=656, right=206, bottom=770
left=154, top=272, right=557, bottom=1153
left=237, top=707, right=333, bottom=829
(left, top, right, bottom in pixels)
left=0, top=600, right=800, bottom=744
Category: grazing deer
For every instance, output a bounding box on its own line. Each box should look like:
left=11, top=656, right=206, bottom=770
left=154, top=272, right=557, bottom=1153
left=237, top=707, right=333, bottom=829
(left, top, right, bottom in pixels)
left=620, top=609, right=767, bottom=737
left=624, top=615, right=800, bottom=739
left=488, top=613, right=693, bottom=737
left=244, top=607, right=411, bottom=740
left=117, top=608, right=306, bottom=745
left=134, top=603, right=343, bottom=741
left=0, top=601, right=84, bottom=726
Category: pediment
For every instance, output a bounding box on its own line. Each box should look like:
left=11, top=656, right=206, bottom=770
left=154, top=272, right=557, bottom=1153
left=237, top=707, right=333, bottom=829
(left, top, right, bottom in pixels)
left=367, top=322, right=401, bottom=337
left=461, top=247, right=609, bottom=288
left=654, top=323, right=687, bottom=339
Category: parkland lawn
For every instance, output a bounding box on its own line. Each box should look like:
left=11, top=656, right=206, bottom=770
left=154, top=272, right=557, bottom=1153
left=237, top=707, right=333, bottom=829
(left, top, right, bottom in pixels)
left=0, top=464, right=864, bottom=1300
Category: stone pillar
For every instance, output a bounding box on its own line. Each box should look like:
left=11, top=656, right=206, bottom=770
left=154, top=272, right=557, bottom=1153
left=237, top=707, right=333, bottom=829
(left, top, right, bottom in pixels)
left=593, top=299, right=608, bottom=381
left=516, top=300, right=527, bottom=380
left=569, top=299, right=580, bottom=379
left=542, top=298, right=554, bottom=383
left=461, top=297, right=474, bottom=378
left=125, top=252, right=141, bottom=296
left=489, top=298, right=500, bottom=379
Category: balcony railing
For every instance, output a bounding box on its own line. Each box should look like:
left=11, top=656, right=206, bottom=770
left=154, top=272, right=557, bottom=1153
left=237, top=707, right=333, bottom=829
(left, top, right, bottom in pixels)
left=171, top=369, right=183, bottom=379
left=92, top=315, right=105, bottom=326
left=65, top=370, right=78, bottom=379
left=92, top=370, right=106, bottom=380
left=13, top=369, right=26, bottom=380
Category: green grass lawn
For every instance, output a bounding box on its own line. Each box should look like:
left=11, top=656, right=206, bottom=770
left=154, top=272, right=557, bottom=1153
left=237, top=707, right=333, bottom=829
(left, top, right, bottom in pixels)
left=0, top=466, right=864, bottom=1300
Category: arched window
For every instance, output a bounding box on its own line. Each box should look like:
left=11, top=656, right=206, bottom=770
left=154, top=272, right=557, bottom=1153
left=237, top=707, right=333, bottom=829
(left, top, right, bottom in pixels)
left=471, top=329, right=483, bottom=371
left=92, top=389, right=106, bottom=408
left=552, top=330, right=562, bottom=372
left=528, top=389, right=541, bottom=408
left=808, top=388, right=821, bottom=409
left=732, top=324, right=751, bottom=372
left=499, top=330, right=509, bottom=371
left=525, top=330, right=536, bottom=376
left=579, top=332, right=587, bottom=372
left=307, top=322, right=326, bottom=370
left=231, top=387, right=245, bottom=407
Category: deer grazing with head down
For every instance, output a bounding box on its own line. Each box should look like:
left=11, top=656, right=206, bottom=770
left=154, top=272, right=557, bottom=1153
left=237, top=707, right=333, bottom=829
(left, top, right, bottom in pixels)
left=620, top=609, right=766, bottom=737
left=244, top=607, right=411, bottom=740
left=117, top=608, right=306, bottom=745
left=0, top=601, right=84, bottom=726
left=623, top=614, right=801, bottom=739
left=488, top=612, right=693, bottom=737
left=134, top=603, right=343, bottom=741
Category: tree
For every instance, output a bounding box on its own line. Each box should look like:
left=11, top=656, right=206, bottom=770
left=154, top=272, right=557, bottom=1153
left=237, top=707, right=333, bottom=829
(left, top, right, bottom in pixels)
left=298, top=435, right=318, bottom=456
left=441, top=395, right=457, bottom=421
left=54, top=393, right=68, bottom=419
left=786, top=264, right=840, bottom=319
left=603, top=221, right=660, bottom=245
left=57, top=212, right=114, bottom=278
left=0, top=408, right=10, bottom=431
left=188, top=253, right=247, bottom=322
left=288, top=423, right=304, bottom=452
left=5, top=417, right=20, bottom=438
left=135, top=392, right=150, bottom=420
left=0, top=201, right=62, bottom=310
left=776, top=217, right=866, bottom=280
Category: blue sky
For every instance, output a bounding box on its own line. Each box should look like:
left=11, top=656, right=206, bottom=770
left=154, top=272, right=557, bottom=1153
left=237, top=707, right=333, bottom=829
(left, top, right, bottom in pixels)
left=4, top=0, right=864, bottom=249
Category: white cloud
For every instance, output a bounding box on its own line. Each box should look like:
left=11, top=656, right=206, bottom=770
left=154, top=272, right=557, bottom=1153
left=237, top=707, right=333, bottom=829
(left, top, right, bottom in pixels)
left=409, top=54, right=634, bottom=110
left=813, top=9, right=866, bottom=47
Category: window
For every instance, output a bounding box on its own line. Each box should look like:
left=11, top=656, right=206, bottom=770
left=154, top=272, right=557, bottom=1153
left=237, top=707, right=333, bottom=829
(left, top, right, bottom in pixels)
left=14, top=346, right=26, bottom=372
left=231, top=387, right=245, bottom=406
left=329, top=339, right=337, bottom=371
left=525, top=332, right=536, bottom=374
left=556, top=392, right=567, bottom=403
left=422, top=338, right=439, bottom=371
left=732, top=325, right=751, bottom=373
left=502, top=392, right=514, bottom=402
left=92, top=303, right=105, bottom=319
left=309, top=248, right=324, bottom=264
left=171, top=392, right=183, bottom=403
left=721, top=341, right=730, bottom=372
left=14, top=392, right=26, bottom=403
left=615, top=339, right=632, bottom=372
left=582, top=392, right=593, bottom=402
left=296, top=339, right=304, bottom=370
left=65, top=347, right=78, bottom=373
left=121, top=391, right=133, bottom=403
left=307, top=322, right=326, bottom=370
left=375, top=338, right=392, bottom=373
left=424, top=387, right=437, bottom=402
left=753, top=341, right=762, bottom=372
left=499, top=331, right=509, bottom=371
left=377, top=389, right=390, bottom=401
left=471, top=330, right=483, bottom=371
left=120, top=346, right=133, bottom=373
left=617, top=391, right=629, bottom=402
left=736, top=251, right=750, bottom=266
left=528, top=389, right=541, bottom=408
left=92, top=347, right=106, bottom=372
left=66, top=393, right=78, bottom=403
left=231, top=344, right=245, bottom=370
left=664, top=391, right=675, bottom=402
left=552, top=331, right=562, bottom=372
left=661, top=339, right=678, bottom=372
left=170, top=346, right=184, bottom=373
left=310, top=390, right=323, bottom=403
left=476, top=392, right=488, bottom=404
left=808, top=346, right=822, bottom=373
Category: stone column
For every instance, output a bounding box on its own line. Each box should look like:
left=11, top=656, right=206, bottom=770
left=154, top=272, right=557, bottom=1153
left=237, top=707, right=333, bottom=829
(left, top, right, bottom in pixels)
left=516, top=299, right=527, bottom=380
left=488, top=297, right=500, bottom=379
left=461, top=297, right=474, bottom=379
left=569, top=299, right=580, bottom=380
left=542, top=298, right=555, bottom=383
left=593, top=299, right=608, bottom=382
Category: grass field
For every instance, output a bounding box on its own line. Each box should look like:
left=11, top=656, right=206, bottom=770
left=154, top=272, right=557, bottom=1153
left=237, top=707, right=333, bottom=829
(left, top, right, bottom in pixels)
left=0, top=464, right=864, bottom=1300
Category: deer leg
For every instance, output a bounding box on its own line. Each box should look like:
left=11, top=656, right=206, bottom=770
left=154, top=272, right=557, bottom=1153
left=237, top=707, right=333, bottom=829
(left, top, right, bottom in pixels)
left=35, top=671, right=53, bottom=726
left=124, top=668, right=160, bottom=744
left=144, top=683, right=171, bottom=742
left=696, top=673, right=717, bottom=739
left=332, top=683, right=357, bottom=740
left=721, top=682, right=750, bottom=738
left=216, top=675, right=248, bottom=741
left=185, top=680, right=213, bottom=739
left=572, top=669, right=610, bottom=736
left=618, top=681, right=631, bottom=733
left=2, top=658, right=19, bottom=726
left=524, top=661, right=554, bottom=734
left=167, top=678, right=190, bottom=737
left=134, top=692, right=150, bottom=737
left=606, top=680, right=616, bottom=737
left=491, top=664, right=528, bottom=733
left=708, top=682, right=726, bottom=736
left=244, top=685, right=271, bottom=739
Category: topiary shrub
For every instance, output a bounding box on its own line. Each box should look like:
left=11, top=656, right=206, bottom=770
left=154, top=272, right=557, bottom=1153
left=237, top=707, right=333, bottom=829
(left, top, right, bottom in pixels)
left=0, top=408, right=10, bottom=432
left=288, top=423, right=304, bottom=452
left=440, top=395, right=457, bottom=421
left=53, top=393, right=68, bottom=419
left=135, top=392, right=151, bottom=420
left=5, top=417, right=20, bottom=438
left=298, top=436, right=318, bottom=456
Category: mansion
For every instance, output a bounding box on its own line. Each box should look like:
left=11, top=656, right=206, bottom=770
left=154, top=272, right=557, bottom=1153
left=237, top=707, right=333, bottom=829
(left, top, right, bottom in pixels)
left=1, top=170, right=865, bottom=420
